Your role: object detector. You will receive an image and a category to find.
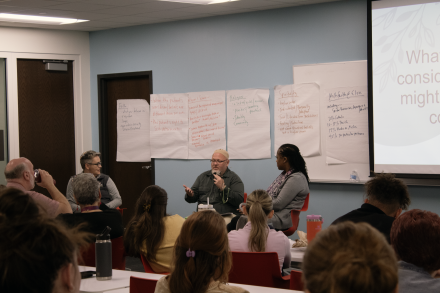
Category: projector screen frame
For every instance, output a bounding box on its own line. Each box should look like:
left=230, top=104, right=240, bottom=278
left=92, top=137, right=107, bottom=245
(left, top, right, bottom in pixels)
left=367, top=0, right=440, bottom=184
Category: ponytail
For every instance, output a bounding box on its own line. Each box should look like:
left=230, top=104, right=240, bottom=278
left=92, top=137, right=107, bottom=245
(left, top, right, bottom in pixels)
left=246, top=190, right=273, bottom=252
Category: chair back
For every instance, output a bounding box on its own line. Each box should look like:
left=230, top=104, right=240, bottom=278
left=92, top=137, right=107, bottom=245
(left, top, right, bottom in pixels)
left=79, top=236, right=126, bottom=270
left=229, top=251, right=290, bottom=289
left=140, top=254, right=169, bottom=275
left=130, top=276, right=158, bottom=293
left=290, top=269, right=304, bottom=291
left=301, top=193, right=310, bottom=211
left=282, top=210, right=300, bottom=237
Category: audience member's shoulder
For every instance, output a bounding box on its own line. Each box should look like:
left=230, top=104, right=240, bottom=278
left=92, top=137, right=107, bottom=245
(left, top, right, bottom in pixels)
left=154, top=276, right=170, bottom=293
left=166, top=214, right=185, bottom=224
left=211, top=282, right=249, bottom=293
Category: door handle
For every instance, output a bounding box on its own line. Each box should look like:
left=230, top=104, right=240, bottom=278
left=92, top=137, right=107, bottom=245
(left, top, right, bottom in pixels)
left=142, top=166, right=152, bottom=170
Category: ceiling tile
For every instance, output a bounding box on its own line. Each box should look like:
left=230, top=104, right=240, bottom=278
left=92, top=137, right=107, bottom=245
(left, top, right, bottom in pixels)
left=6, top=7, right=79, bottom=17
left=0, top=0, right=64, bottom=8
left=0, top=5, right=25, bottom=12
left=99, top=1, right=196, bottom=15
left=176, top=3, right=251, bottom=14
left=59, top=11, right=121, bottom=20
left=134, top=9, right=212, bottom=19
left=84, top=0, right=155, bottom=6
left=43, top=2, right=115, bottom=12
left=96, top=15, right=156, bottom=23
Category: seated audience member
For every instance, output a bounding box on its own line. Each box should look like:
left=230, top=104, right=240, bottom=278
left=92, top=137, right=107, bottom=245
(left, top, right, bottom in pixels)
left=0, top=187, right=41, bottom=221
left=390, top=209, right=440, bottom=293
left=58, top=173, right=123, bottom=239
left=155, top=210, right=249, bottom=293
left=303, top=221, right=398, bottom=293
left=331, top=173, right=410, bottom=242
left=66, top=150, right=122, bottom=213
left=183, top=149, right=244, bottom=215
left=0, top=190, right=91, bottom=293
left=228, top=189, right=291, bottom=272
left=4, top=157, right=72, bottom=217
left=125, top=185, right=185, bottom=273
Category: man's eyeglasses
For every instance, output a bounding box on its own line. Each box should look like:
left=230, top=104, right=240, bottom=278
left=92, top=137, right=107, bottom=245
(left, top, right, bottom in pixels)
left=210, top=159, right=227, bottom=164
left=88, top=162, right=102, bottom=166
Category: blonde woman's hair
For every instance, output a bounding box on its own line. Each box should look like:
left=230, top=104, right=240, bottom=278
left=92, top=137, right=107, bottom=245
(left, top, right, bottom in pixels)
left=245, top=189, right=273, bottom=252
left=303, top=222, right=398, bottom=293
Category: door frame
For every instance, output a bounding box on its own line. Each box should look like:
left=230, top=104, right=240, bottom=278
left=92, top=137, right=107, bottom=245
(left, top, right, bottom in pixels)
left=97, top=71, right=155, bottom=184
left=0, top=51, right=88, bottom=173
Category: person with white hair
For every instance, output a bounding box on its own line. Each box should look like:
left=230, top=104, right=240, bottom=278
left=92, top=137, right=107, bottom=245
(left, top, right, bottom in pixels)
left=183, top=149, right=244, bottom=215
left=58, top=173, right=123, bottom=239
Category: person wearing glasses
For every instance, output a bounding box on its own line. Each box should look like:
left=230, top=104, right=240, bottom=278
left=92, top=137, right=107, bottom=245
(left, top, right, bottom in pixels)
left=66, top=150, right=122, bottom=213
left=3, top=157, right=72, bottom=217
left=183, top=149, right=244, bottom=215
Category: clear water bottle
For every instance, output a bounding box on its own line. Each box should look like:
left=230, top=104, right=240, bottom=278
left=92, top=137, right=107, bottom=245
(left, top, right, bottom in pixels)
left=95, top=226, right=112, bottom=281
left=350, top=170, right=360, bottom=182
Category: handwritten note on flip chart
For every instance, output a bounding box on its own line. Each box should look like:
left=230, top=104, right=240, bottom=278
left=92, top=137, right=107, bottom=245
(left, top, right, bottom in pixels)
left=188, top=91, right=226, bottom=159
left=226, top=89, right=270, bottom=159
left=274, top=83, right=320, bottom=157
left=325, top=86, right=369, bottom=164
left=150, top=93, right=189, bottom=159
left=116, top=99, right=151, bottom=162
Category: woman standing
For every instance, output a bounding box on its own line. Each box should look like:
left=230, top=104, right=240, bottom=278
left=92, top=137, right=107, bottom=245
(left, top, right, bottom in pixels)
left=268, top=144, right=309, bottom=231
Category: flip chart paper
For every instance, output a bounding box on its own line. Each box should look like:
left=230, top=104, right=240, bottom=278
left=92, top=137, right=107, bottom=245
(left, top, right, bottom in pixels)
left=325, top=86, right=369, bottom=164
left=274, top=83, right=321, bottom=157
left=116, top=99, right=151, bottom=162
left=150, top=93, right=189, bottom=159
left=188, top=91, right=226, bottom=159
left=227, top=88, right=271, bottom=159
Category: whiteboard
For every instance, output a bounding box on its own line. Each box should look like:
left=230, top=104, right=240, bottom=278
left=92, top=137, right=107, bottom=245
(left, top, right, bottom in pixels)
left=293, top=61, right=369, bottom=183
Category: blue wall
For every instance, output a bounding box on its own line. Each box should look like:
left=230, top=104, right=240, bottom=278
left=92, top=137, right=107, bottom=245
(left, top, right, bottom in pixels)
left=90, top=0, right=439, bottom=238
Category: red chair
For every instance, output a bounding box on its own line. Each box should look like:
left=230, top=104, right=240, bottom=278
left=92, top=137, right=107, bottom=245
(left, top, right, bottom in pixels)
left=301, top=193, right=310, bottom=211
left=229, top=252, right=290, bottom=289
left=243, top=192, right=247, bottom=203
left=141, top=254, right=169, bottom=275
left=130, top=276, right=158, bottom=293
left=80, top=236, right=126, bottom=270
left=290, top=269, right=304, bottom=291
left=283, top=193, right=310, bottom=237
left=116, top=207, right=127, bottom=216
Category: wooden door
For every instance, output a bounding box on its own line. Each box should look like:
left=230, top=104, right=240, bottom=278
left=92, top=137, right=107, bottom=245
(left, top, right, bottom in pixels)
left=98, top=71, right=154, bottom=226
left=17, top=59, right=75, bottom=197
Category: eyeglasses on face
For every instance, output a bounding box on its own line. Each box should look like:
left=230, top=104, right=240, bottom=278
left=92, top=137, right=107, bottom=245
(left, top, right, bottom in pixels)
left=88, top=162, right=102, bottom=166
left=210, top=159, right=227, bottom=164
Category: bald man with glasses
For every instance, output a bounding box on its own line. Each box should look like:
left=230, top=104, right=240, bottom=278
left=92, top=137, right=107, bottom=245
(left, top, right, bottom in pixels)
left=183, top=149, right=244, bottom=215
left=66, top=150, right=122, bottom=213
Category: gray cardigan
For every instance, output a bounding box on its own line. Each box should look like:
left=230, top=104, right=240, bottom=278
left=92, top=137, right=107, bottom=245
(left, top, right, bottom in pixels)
left=270, top=172, right=309, bottom=230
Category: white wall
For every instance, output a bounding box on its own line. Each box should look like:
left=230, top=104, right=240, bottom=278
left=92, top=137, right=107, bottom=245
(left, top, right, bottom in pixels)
left=0, top=27, right=92, bottom=174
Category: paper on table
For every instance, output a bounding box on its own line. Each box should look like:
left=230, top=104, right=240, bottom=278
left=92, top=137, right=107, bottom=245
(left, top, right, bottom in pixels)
left=325, top=86, right=369, bottom=164
left=188, top=91, right=226, bottom=159
left=150, top=93, right=189, bottom=159
left=274, top=83, right=320, bottom=157
left=116, top=99, right=151, bottom=162
left=226, top=88, right=271, bottom=159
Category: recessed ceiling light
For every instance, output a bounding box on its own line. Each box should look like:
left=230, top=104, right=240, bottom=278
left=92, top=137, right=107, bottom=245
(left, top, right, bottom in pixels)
left=159, top=0, right=239, bottom=4
left=0, top=14, right=89, bottom=25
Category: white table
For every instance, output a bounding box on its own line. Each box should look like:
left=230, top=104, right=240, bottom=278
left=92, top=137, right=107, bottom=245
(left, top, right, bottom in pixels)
left=103, top=282, right=302, bottom=293
left=80, top=266, right=162, bottom=293
left=80, top=266, right=303, bottom=293
left=290, top=247, right=305, bottom=262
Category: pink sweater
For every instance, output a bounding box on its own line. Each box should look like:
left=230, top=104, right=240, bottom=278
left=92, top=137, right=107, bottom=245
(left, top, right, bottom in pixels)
left=228, top=222, right=291, bottom=271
